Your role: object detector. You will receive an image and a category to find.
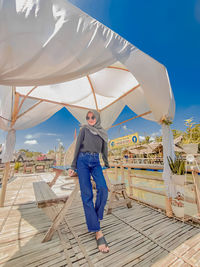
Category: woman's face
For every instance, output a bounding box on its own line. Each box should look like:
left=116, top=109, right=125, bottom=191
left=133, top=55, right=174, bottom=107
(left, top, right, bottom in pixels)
left=86, top=112, right=96, bottom=126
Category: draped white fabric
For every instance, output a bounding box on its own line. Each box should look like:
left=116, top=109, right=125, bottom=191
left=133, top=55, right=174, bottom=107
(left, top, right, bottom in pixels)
left=1, top=129, right=16, bottom=163
left=162, top=124, right=176, bottom=197
left=0, top=0, right=134, bottom=86
left=0, top=0, right=175, bottom=126
left=0, top=0, right=175, bottom=196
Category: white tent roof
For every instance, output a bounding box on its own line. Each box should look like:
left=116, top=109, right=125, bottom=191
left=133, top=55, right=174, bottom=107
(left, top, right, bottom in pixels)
left=0, top=0, right=175, bottom=133
left=0, top=0, right=177, bottom=205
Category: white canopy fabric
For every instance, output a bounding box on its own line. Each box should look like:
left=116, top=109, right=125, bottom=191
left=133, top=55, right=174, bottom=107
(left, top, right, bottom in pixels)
left=0, top=0, right=175, bottom=196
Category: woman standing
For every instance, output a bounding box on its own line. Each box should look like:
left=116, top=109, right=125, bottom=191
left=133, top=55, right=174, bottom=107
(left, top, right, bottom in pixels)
left=68, top=110, right=110, bottom=253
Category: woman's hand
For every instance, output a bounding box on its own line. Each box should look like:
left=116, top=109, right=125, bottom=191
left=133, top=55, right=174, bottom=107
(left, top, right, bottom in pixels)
left=68, top=168, right=75, bottom=177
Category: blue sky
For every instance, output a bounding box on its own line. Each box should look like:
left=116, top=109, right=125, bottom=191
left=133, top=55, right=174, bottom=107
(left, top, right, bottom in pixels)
left=0, top=0, right=200, bottom=153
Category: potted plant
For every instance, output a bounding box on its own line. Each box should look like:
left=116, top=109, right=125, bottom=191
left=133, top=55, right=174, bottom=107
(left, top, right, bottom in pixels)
left=14, top=161, right=21, bottom=173
left=171, top=192, right=184, bottom=218
left=167, top=156, right=186, bottom=186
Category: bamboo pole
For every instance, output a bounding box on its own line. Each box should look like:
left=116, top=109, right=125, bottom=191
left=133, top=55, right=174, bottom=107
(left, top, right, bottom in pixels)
left=0, top=162, right=10, bottom=207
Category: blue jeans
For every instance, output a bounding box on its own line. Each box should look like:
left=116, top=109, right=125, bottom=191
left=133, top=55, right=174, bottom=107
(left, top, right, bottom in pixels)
left=77, top=152, right=108, bottom=232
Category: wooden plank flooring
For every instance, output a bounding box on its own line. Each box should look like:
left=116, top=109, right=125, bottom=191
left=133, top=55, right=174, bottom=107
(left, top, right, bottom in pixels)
left=0, top=174, right=200, bottom=266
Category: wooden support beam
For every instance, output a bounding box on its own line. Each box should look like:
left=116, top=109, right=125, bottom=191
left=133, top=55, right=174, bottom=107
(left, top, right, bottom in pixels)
left=100, top=84, right=140, bottom=112
left=17, top=100, right=43, bottom=119
left=121, top=166, right=125, bottom=183
left=17, top=86, right=37, bottom=115
left=127, top=167, right=133, bottom=197
left=103, top=169, right=112, bottom=192
left=115, top=165, right=118, bottom=181
left=18, top=93, right=90, bottom=110
left=11, top=92, right=20, bottom=127
left=109, top=110, right=152, bottom=129
left=192, top=169, right=200, bottom=215
left=87, top=75, right=99, bottom=111
left=0, top=162, right=10, bottom=207
left=165, top=197, right=173, bottom=217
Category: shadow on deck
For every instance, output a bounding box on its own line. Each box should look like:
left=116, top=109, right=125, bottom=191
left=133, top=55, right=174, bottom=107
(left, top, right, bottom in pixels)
left=0, top=174, right=200, bottom=267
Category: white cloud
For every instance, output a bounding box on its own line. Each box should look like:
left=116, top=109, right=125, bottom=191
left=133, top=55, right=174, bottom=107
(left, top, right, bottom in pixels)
left=25, top=134, right=33, bottom=139
left=47, top=133, right=58, bottom=136
left=25, top=132, right=60, bottom=139
left=122, top=124, right=134, bottom=133
left=151, top=129, right=162, bottom=138
left=139, top=136, right=145, bottom=141
left=24, top=139, right=38, bottom=145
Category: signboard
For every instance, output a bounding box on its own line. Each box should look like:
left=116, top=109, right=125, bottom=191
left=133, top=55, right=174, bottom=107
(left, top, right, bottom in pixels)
left=109, top=133, right=139, bottom=149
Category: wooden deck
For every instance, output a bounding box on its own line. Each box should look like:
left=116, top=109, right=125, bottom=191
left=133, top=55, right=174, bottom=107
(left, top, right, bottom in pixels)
left=0, top=173, right=200, bottom=267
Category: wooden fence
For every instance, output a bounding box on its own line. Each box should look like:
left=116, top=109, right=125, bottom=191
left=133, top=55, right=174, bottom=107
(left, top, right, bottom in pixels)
left=108, top=164, right=200, bottom=220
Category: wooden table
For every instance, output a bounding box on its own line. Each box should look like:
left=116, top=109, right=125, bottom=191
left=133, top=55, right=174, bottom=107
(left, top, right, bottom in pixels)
left=48, top=166, right=71, bottom=187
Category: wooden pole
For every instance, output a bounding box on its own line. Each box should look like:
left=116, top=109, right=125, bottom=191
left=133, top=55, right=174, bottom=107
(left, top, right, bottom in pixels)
left=121, top=166, right=125, bottom=183
left=11, top=92, right=20, bottom=127
left=192, top=168, right=200, bottom=215
left=103, top=169, right=112, bottom=192
left=109, top=110, right=152, bottom=129
left=0, top=162, right=10, bottom=207
left=165, top=197, right=173, bottom=217
left=115, top=165, right=118, bottom=181
left=127, top=167, right=133, bottom=197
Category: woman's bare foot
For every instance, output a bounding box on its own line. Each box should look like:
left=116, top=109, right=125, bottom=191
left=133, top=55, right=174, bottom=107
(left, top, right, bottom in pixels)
left=96, top=230, right=109, bottom=253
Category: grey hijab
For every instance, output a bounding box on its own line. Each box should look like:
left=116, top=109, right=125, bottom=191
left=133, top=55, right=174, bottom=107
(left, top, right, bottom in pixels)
left=81, top=110, right=108, bottom=143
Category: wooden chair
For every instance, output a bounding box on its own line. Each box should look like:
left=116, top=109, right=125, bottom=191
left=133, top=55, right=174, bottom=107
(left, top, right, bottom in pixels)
left=92, top=169, right=132, bottom=214
left=33, top=172, right=79, bottom=243
left=35, top=164, right=45, bottom=173
left=24, top=163, right=34, bottom=173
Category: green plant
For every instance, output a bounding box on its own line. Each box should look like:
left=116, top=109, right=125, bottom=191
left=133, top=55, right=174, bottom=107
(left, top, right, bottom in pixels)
left=14, top=162, right=21, bottom=171
left=167, top=156, right=185, bottom=175
left=160, top=115, right=172, bottom=126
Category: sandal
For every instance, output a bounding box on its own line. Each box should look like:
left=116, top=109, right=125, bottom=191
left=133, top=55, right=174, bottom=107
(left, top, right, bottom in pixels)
left=96, top=236, right=109, bottom=253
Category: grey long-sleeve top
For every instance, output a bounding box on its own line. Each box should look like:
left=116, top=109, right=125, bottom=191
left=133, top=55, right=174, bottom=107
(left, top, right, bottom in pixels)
left=71, top=127, right=109, bottom=170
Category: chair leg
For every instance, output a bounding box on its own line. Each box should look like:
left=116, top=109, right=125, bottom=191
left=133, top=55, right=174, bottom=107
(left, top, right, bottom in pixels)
left=107, top=191, right=115, bottom=215
left=122, top=190, right=132, bottom=209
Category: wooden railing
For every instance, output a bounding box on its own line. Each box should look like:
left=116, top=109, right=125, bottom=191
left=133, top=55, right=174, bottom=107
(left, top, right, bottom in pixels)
left=108, top=164, right=200, bottom=220
left=109, top=156, right=200, bottom=166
